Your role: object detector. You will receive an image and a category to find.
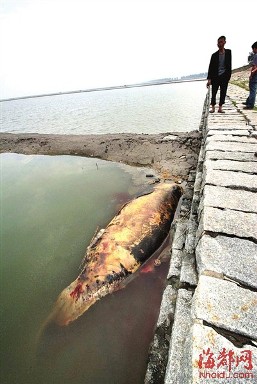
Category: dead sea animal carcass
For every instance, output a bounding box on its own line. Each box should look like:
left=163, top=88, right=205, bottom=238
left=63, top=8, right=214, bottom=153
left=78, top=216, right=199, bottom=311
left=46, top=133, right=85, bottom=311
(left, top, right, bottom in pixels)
left=49, top=182, right=183, bottom=326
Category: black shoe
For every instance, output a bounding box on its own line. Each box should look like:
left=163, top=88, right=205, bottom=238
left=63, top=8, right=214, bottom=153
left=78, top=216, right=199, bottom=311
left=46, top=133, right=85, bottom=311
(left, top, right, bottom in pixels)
left=243, top=106, right=253, bottom=110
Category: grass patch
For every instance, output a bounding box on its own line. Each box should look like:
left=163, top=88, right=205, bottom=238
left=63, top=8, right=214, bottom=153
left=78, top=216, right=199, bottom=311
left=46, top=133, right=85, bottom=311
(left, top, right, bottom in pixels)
left=230, top=80, right=249, bottom=91
left=230, top=97, right=256, bottom=112
left=231, top=99, right=237, bottom=107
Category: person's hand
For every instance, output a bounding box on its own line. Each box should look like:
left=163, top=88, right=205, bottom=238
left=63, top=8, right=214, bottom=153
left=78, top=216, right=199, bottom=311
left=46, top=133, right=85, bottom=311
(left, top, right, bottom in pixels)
left=206, top=79, right=211, bottom=88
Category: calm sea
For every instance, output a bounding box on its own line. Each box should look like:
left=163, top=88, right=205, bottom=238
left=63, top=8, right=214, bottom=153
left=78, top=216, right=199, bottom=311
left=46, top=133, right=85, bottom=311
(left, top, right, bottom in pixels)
left=0, top=81, right=206, bottom=135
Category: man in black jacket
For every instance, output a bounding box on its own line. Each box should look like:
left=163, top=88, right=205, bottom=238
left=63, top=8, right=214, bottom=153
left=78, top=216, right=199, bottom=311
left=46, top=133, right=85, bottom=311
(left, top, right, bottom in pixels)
left=207, top=36, right=232, bottom=113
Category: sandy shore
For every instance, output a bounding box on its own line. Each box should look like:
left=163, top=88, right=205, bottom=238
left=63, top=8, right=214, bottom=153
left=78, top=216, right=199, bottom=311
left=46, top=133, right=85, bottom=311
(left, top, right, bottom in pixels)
left=0, top=131, right=202, bottom=183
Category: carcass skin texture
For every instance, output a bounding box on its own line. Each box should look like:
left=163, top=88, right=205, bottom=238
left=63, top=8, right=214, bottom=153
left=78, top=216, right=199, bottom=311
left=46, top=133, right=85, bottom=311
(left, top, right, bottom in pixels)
left=49, top=182, right=183, bottom=326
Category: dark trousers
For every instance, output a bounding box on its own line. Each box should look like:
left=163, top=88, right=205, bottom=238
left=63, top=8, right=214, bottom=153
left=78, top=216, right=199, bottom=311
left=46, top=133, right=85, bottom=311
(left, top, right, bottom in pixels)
left=211, top=74, right=229, bottom=106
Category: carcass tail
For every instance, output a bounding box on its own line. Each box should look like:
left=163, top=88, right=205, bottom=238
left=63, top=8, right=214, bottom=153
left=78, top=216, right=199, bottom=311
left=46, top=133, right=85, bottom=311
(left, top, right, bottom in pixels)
left=47, top=281, right=98, bottom=326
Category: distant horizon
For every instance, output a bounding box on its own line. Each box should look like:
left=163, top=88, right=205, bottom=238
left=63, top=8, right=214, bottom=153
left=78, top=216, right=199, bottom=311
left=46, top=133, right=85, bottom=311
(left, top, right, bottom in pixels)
left=1, top=62, right=249, bottom=102
left=0, top=76, right=207, bottom=102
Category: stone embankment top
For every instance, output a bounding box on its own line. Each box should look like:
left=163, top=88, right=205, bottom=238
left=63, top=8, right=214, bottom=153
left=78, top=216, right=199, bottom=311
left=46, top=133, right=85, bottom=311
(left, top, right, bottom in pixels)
left=146, top=81, right=257, bottom=383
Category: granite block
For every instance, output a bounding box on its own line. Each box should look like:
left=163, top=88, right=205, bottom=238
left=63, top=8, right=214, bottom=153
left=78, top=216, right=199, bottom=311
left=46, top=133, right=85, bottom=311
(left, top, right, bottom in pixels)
left=206, top=135, right=257, bottom=143
left=206, top=141, right=257, bottom=153
left=180, top=252, right=198, bottom=286
left=196, top=234, right=257, bottom=289
left=200, top=206, right=257, bottom=239
left=207, top=125, right=249, bottom=131
left=192, top=275, right=257, bottom=339
left=157, top=285, right=177, bottom=328
left=205, top=150, right=257, bottom=162
left=172, top=220, right=188, bottom=250
left=203, top=185, right=257, bottom=213
left=205, top=159, right=257, bottom=174
left=164, top=289, right=193, bottom=384
left=168, top=249, right=184, bottom=278
left=205, top=169, right=257, bottom=191
left=207, top=130, right=250, bottom=136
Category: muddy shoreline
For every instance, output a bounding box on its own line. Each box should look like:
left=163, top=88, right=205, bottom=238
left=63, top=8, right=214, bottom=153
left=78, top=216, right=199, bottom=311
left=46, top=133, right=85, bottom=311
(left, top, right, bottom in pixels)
left=0, top=131, right=201, bottom=182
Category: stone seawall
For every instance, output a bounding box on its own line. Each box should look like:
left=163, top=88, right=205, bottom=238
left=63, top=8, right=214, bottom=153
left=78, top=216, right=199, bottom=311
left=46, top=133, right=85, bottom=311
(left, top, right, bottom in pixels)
left=145, top=84, right=257, bottom=383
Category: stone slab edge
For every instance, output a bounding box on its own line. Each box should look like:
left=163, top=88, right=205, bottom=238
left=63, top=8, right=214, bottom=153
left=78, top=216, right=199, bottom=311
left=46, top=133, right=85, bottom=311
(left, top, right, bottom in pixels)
left=166, top=93, right=257, bottom=383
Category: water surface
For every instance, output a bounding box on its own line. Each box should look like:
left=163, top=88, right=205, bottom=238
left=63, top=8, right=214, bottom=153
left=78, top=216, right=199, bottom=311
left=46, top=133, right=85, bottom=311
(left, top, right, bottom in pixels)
left=0, top=82, right=206, bottom=135
left=0, top=153, right=169, bottom=384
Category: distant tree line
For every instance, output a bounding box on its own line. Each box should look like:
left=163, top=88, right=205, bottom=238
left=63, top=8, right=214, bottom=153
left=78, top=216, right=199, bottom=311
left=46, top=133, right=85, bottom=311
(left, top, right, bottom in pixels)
left=146, top=72, right=208, bottom=85
left=180, top=72, right=207, bottom=80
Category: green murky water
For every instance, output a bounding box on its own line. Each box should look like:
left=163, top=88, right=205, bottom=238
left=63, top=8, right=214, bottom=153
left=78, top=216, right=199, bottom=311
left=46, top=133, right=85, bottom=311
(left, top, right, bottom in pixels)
left=0, top=153, right=169, bottom=384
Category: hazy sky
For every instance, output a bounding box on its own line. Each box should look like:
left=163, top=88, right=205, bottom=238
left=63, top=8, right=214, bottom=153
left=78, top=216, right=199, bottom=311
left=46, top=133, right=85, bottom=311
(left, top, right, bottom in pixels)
left=0, top=0, right=255, bottom=98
